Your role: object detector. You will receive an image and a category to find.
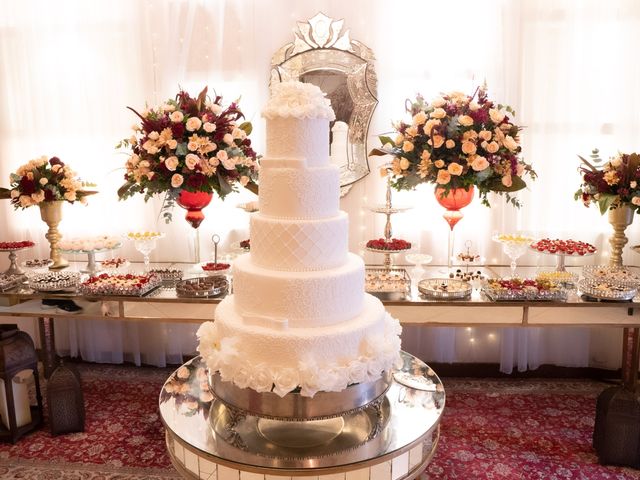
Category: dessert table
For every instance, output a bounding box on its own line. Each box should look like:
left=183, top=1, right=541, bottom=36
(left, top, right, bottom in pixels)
left=0, top=263, right=639, bottom=387
left=159, top=351, right=444, bottom=480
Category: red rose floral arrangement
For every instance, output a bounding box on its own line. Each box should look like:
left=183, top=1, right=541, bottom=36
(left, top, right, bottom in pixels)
left=575, top=149, right=640, bottom=214
left=371, top=85, right=536, bottom=207
left=6, top=156, right=90, bottom=209
left=117, top=86, right=259, bottom=221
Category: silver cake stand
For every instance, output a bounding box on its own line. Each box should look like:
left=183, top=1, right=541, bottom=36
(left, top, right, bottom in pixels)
left=159, top=351, right=445, bottom=479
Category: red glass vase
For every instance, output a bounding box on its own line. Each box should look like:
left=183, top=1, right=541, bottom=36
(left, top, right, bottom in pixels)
left=175, top=190, right=213, bottom=229
left=434, top=186, right=475, bottom=230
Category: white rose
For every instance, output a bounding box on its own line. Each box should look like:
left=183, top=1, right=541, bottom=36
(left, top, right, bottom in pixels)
left=185, top=153, right=199, bottom=170
left=232, top=365, right=253, bottom=389
left=171, top=173, right=184, bottom=188
left=503, top=135, right=518, bottom=152
left=489, top=108, right=505, bottom=124
left=210, top=104, right=223, bottom=116
left=250, top=365, right=274, bottom=393
left=203, top=122, right=216, bottom=133
left=367, top=356, right=386, bottom=379
left=232, top=128, right=245, bottom=139
left=348, top=360, right=369, bottom=385
left=162, top=103, right=175, bottom=112
left=170, top=111, right=184, bottom=122
left=469, top=101, right=481, bottom=111
left=186, top=117, right=202, bottom=132
left=273, top=368, right=300, bottom=397
left=223, top=133, right=234, bottom=146
left=326, top=367, right=350, bottom=392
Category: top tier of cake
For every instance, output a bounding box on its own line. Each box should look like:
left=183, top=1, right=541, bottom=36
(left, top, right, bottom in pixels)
left=262, top=81, right=335, bottom=168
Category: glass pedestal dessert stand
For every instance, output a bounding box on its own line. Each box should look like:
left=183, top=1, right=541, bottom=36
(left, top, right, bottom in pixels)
left=493, top=235, right=534, bottom=278
left=0, top=244, right=33, bottom=276
left=127, top=234, right=165, bottom=271
left=59, top=245, right=122, bottom=275
left=530, top=246, right=596, bottom=272
left=160, top=351, right=444, bottom=480
left=367, top=178, right=412, bottom=269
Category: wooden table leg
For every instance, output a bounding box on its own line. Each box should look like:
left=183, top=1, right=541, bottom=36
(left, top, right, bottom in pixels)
left=38, top=316, right=58, bottom=379
left=621, top=327, right=639, bottom=391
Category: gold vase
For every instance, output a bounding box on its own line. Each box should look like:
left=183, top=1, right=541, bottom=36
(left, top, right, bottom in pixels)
left=39, top=201, right=68, bottom=270
left=608, top=204, right=634, bottom=267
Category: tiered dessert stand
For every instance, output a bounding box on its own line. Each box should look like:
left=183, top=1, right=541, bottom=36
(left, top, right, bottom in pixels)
left=59, top=245, right=122, bottom=275
left=366, top=178, right=412, bottom=269
left=160, top=351, right=444, bottom=480
left=530, top=239, right=596, bottom=272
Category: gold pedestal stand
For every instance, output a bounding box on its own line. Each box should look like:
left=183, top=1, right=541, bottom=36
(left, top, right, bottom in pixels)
left=39, top=201, right=68, bottom=270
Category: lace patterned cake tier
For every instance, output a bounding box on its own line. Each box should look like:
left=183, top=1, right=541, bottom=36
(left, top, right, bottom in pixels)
left=250, top=213, right=348, bottom=271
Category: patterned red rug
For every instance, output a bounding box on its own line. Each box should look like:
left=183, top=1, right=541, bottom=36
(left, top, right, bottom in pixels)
left=0, top=364, right=639, bottom=479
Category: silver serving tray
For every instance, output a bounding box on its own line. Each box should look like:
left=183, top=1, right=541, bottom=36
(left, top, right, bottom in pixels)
left=483, top=286, right=567, bottom=302
left=210, top=370, right=392, bottom=420
left=418, top=278, right=472, bottom=299
left=578, top=278, right=637, bottom=301
left=176, top=277, right=228, bottom=298
left=582, top=265, right=640, bottom=288
left=365, top=268, right=410, bottom=301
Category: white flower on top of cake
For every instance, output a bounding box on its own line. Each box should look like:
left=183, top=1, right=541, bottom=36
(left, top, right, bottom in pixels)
left=262, top=81, right=336, bottom=120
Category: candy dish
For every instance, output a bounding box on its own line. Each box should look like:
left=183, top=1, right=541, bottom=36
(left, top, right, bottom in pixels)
left=0, top=274, right=24, bottom=292
left=493, top=234, right=535, bottom=278
left=582, top=265, right=640, bottom=288
left=482, top=278, right=567, bottom=301
left=126, top=232, right=165, bottom=270
left=536, top=270, right=578, bottom=285
left=176, top=276, right=229, bottom=298
left=0, top=241, right=35, bottom=276
left=22, top=259, right=53, bottom=269
left=201, top=262, right=231, bottom=276
left=578, top=278, right=637, bottom=301
left=530, top=238, right=596, bottom=272
left=100, top=257, right=130, bottom=270
left=58, top=235, right=121, bottom=252
left=79, top=273, right=162, bottom=297
left=29, top=272, right=80, bottom=292
left=365, top=238, right=412, bottom=253
left=0, top=241, right=35, bottom=251
left=418, top=278, right=472, bottom=299
left=365, top=268, right=410, bottom=300
left=149, top=268, right=183, bottom=282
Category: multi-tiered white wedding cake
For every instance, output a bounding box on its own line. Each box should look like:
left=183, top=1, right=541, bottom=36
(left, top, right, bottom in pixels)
left=197, top=81, right=401, bottom=398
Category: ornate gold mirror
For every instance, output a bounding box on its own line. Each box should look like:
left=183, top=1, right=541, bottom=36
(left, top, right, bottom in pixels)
left=270, top=12, right=378, bottom=195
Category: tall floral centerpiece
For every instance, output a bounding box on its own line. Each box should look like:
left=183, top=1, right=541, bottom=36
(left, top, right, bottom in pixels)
left=7, top=156, right=92, bottom=269
left=117, top=86, right=258, bottom=229
left=575, top=150, right=640, bottom=266
left=371, top=86, right=536, bottom=270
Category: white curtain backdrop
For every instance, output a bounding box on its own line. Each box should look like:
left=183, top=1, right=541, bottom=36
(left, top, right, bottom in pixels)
left=0, top=0, right=639, bottom=369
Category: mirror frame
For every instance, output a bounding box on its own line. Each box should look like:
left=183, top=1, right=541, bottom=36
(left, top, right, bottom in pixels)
left=270, top=12, right=378, bottom=196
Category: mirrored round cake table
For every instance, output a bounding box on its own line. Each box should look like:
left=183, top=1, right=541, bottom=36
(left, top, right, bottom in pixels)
left=159, top=351, right=445, bottom=480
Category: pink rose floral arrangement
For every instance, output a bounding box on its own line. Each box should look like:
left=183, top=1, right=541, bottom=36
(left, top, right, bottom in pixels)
left=575, top=149, right=640, bottom=214
left=372, top=86, right=536, bottom=207
left=117, top=86, right=258, bottom=215
left=7, top=156, right=90, bottom=209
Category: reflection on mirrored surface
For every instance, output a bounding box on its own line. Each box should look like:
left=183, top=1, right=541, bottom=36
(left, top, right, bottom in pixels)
left=270, top=12, right=378, bottom=196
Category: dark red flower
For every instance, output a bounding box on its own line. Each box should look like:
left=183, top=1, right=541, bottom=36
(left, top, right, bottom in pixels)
left=49, top=157, right=64, bottom=167
left=19, top=176, right=36, bottom=194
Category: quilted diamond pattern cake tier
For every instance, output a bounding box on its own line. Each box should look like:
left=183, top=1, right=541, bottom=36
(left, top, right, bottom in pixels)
left=250, top=212, right=348, bottom=271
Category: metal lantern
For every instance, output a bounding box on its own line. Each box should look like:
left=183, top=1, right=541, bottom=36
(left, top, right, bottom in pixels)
left=0, top=326, right=44, bottom=443
left=47, top=361, right=85, bottom=435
